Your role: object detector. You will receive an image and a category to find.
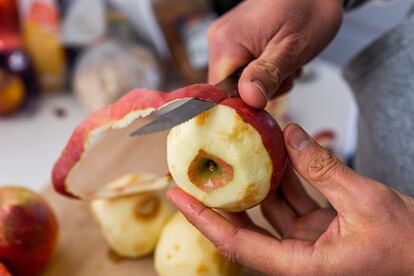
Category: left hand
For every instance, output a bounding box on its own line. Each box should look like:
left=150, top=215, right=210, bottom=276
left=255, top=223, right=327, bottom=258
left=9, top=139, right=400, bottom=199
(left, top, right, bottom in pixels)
left=167, top=124, right=414, bottom=275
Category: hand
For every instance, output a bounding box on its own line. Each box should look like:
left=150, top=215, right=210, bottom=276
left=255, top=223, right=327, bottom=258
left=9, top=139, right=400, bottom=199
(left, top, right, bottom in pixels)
left=208, top=0, right=343, bottom=108
left=168, top=124, right=414, bottom=275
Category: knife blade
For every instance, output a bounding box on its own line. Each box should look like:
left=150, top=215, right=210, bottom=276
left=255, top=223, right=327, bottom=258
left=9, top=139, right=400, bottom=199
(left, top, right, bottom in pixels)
left=129, top=68, right=243, bottom=137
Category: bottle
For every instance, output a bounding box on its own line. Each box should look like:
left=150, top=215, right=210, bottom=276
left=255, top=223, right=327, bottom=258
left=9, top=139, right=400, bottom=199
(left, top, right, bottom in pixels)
left=0, top=0, right=38, bottom=114
left=20, top=0, right=66, bottom=92
left=152, top=0, right=216, bottom=84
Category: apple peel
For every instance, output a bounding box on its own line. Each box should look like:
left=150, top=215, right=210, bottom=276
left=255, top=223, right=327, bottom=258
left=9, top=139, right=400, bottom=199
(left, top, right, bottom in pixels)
left=52, top=84, right=227, bottom=199
left=92, top=173, right=173, bottom=200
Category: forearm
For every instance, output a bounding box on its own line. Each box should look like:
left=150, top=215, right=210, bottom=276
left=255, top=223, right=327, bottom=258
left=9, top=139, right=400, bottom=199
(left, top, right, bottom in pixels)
left=343, top=0, right=390, bottom=10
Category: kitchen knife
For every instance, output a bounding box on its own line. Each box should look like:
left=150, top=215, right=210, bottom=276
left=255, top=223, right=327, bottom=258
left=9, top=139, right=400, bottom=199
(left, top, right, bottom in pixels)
left=129, top=68, right=242, bottom=137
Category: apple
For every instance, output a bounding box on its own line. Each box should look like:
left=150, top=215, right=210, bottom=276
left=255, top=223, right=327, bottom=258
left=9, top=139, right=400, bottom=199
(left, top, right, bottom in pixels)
left=155, top=212, right=241, bottom=276
left=90, top=173, right=174, bottom=258
left=52, top=83, right=286, bottom=212
left=168, top=97, right=286, bottom=211
left=0, top=187, right=58, bottom=276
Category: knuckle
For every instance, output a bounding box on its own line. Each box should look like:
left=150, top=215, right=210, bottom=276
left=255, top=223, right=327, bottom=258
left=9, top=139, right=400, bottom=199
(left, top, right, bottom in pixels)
left=255, top=59, right=282, bottom=88
left=307, top=148, right=340, bottom=182
left=207, top=21, right=227, bottom=44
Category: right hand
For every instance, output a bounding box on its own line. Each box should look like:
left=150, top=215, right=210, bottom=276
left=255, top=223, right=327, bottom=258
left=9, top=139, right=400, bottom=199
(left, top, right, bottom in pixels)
left=208, top=0, right=343, bottom=108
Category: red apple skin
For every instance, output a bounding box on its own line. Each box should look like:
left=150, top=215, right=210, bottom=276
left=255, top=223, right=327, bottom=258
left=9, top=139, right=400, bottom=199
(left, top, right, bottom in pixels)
left=220, top=97, right=287, bottom=194
left=52, top=84, right=228, bottom=198
left=0, top=187, right=58, bottom=276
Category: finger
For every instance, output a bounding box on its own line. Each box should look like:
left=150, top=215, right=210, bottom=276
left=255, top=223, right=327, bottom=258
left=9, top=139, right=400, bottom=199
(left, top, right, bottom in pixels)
left=220, top=211, right=273, bottom=237
left=220, top=211, right=253, bottom=228
left=167, top=187, right=312, bottom=274
left=280, top=164, right=319, bottom=216
left=261, top=191, right=298, bottom=237
left=283, top=124, right=378, bottom=215
left=285, top=209, right=336, bottom=241
left=207, top=23, right=253, bottom=84
left=273, top=74, right=295, bottom=97
left=295, top=67, right=303, bottom=78
left=238, top=37, right=302, bottom=108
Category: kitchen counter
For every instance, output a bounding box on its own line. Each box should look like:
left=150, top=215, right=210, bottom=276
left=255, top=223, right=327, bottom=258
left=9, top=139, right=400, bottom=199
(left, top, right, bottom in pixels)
left=0, top=59, right=357, bottom=192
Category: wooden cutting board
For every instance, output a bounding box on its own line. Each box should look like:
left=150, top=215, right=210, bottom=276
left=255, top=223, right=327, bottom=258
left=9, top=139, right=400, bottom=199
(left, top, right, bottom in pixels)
left=41, top=182, right=324, bottom=276
left=41, top=185, right=159, bottom=276
left=41, top=184, right=279, bottom=275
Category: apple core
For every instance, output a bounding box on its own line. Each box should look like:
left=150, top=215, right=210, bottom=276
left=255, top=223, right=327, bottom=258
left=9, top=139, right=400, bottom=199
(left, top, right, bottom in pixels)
left=188, top=149, right=234, bottom=192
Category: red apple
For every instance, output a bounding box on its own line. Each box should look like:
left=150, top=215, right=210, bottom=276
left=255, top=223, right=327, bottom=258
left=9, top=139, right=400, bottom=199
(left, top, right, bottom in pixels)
left=0, top=187, right=58, bottom=276
left=52, top=83, right=286, bottom=211
left=168, top=97, right=286, bottom=211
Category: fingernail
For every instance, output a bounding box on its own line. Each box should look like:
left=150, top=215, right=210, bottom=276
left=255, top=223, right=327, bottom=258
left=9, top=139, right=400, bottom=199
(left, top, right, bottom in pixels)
left=251, top=80, right=268, bottom=101
left=288, top=125, right=311, bottom=150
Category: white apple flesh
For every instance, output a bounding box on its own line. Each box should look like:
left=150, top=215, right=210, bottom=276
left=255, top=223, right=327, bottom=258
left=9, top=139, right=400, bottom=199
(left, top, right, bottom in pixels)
left=167, top=98, right=285, bottom=212
left=90, top=174, right=174, bottom=258
left=155, top=212, right=241, bottom=276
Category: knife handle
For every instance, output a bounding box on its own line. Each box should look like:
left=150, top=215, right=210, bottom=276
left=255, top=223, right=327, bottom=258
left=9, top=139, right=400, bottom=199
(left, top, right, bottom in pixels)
left=216, top=66, right=245, bottom=98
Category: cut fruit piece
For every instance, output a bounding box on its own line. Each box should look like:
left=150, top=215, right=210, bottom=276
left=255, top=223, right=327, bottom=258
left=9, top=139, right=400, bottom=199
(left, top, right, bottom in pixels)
left=155, top=212, right=241, bottom=276
left=90, top=173, right=175, bottom=258
left=167, top=97, right=286, bottom=212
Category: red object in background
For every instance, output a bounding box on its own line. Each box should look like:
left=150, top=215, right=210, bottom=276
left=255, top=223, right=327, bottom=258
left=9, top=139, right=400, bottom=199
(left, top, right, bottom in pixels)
left=0, top=0, right=20, bottom=49
left=0, top=263, right=11, bottom=276
left=0, top=0, right=38, bottom=98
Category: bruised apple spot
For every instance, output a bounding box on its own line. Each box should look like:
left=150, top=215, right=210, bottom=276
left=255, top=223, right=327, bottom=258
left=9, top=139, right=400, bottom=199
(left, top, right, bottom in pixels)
left=188, top=150, right=233, bottom=192
left=174, top=244, right=180, bottom=251
left=238, top=184, right=259, bottom=209
left=197, top=263, right=209, bottom=274
left=107, top=249, right=126, bottom=263
left=134, top=195, right=160, bottom=221
left=195, top=110, right=211, bottom=126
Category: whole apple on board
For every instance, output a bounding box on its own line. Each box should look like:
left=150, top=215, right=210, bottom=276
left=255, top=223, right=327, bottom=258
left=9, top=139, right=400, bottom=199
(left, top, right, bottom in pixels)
left=155, top=212, right=241, bottom=276
left=52, top=83, right=287, bottom=212
left=0, top=187, right=58, bottom=276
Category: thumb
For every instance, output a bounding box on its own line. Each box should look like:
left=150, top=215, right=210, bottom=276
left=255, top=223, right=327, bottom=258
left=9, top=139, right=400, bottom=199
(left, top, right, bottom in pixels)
left=283, top=124, right=378, bottom=215
left=238, top=39, right=301, bottom=109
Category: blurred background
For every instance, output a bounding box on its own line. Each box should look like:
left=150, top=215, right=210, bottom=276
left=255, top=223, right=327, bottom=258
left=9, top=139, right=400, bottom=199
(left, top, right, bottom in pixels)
left=1, top=0, right=413, bottom=191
